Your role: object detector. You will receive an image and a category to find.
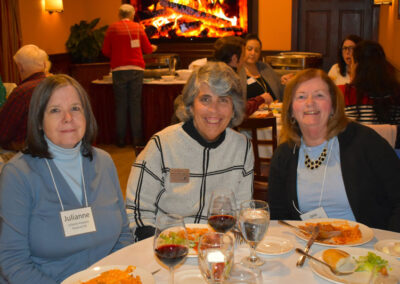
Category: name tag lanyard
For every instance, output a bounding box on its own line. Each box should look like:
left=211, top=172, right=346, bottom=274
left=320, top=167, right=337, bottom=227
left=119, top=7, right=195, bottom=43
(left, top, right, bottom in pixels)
left=122, top=19, right=140, bottom=49
left=45, top=156, right=88, bottom=210
left=45, top=157, right=96, bottom=237
left=292, top=138, right=335, bottom=215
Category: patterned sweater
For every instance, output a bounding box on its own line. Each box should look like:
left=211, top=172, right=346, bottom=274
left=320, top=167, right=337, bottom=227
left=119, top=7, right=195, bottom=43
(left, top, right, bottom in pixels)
left=126, top=121, right=254, bottom=237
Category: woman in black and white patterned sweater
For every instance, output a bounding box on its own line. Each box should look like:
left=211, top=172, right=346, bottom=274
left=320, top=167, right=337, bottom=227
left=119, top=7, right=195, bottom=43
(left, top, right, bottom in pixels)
left=126, top=62, right=254, bottom=241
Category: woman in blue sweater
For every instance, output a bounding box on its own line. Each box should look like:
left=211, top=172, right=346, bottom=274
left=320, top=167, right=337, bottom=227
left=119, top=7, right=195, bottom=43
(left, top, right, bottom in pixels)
left=0, top=75, right=133, bottom=283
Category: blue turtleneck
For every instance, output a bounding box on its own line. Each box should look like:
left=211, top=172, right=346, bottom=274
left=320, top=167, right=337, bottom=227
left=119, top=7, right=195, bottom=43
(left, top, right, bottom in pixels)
left=45, top=136, right=84, bottom=204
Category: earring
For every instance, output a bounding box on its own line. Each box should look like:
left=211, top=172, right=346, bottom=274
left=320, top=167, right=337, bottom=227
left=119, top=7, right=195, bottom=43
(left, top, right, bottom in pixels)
left=291, top=117, right=296, bottom=124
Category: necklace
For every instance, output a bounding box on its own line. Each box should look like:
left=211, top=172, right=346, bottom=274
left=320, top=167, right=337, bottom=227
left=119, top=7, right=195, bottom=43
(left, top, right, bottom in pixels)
left=304, top=142, right=328, bottom=170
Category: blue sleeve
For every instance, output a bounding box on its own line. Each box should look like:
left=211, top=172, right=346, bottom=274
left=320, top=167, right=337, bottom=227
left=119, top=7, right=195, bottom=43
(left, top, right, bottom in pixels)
left=109, top=161, right=134, bottom=252
left=0, top=163, right=57, bottom=284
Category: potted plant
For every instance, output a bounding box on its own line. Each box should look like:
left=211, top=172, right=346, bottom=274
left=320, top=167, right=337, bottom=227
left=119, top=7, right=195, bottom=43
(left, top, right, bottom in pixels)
left=66, top=18, right=108, bottom=63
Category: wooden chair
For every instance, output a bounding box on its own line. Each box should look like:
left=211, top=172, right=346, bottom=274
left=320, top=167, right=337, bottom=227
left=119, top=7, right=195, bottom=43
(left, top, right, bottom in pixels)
left=237, top=117, right=278, bottom=201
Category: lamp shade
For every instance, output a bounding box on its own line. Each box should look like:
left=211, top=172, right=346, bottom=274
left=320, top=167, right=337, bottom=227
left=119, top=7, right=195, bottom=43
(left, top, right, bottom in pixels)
left=45, top=0, right=63, bottom=13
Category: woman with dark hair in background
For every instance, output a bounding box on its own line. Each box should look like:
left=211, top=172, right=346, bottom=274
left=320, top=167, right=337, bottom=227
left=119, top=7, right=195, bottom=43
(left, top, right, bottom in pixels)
left=339, top=40, right=400, bottom=125
left=328, top=34, right=362, bottom=85
left=0, top=75, right=133, bottom=283
left=239, top=34, right=284, bottom=115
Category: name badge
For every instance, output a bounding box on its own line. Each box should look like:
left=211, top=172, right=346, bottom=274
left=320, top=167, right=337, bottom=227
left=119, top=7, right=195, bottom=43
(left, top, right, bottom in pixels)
left=60, top=207, right=97, bottom=237
left=247, top=77, right=256, bottom=85
left=170, top=168, right=190, bottom=183
left=130, top=39, right=140, bottom=48
left=300, top=207, right=328, bottom=221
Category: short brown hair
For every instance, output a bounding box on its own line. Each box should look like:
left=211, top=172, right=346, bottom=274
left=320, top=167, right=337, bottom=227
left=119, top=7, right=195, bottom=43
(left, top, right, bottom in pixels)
left=280, top=68, right=349, bottom=146
left=24, top=74, right=98, bottom=159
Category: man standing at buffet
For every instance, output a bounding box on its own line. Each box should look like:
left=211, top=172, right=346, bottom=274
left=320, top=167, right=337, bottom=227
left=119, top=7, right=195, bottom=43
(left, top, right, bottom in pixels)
left=0, top=44, right=47, bottom=151
left=102, top=4, right=157, bottom=148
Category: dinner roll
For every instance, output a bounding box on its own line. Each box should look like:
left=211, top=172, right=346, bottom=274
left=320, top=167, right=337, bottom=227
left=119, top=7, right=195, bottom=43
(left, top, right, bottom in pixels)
left=322, top=249, right=355, bottom=272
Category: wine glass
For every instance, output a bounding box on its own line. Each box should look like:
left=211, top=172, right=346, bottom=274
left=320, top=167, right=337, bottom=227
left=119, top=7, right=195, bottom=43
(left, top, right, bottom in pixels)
left=207, top=189, right=237, bottom=233
left=198, top=232, right=234, bottom=283
left=153, top=213, right=189, bottom=284
left=238, top=200, right=270, bottom=267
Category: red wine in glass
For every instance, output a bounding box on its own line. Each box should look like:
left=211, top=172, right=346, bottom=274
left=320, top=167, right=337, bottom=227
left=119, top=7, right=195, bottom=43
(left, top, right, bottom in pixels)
left=208, top=214, right=236, bottom=233
left=155, top=244, right=189, bottom=267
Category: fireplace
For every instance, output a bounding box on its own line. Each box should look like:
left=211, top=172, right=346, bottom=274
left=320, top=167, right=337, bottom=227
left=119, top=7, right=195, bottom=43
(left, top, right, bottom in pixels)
left=130, top=0, right=253, bottom=41
left=126, top=0, right=258, bottom=68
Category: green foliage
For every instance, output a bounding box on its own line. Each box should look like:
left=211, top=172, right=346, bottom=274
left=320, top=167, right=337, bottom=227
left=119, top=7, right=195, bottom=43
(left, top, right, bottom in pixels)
left=66, top=18, right=108, bottom=63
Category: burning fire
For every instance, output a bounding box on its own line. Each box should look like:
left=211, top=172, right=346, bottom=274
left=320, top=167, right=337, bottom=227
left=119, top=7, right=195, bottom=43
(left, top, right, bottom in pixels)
left=134, top=0, right=248, bottom=39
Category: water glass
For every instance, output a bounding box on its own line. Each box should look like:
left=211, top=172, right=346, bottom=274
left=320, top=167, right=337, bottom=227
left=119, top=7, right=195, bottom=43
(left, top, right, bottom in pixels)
left=198, top=232, right=234, bottom=283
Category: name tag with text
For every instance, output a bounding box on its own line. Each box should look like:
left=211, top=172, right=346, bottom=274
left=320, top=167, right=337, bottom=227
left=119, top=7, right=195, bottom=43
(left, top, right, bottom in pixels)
left=60, top=207, right=97, bottom=237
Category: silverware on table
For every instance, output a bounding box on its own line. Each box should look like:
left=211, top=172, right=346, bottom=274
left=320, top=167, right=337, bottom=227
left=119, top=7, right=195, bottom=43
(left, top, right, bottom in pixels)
left=295, top=248, right=355, bottom=276
left=296, top=225, right=319, bottom=267
left=151, top=268, right=161, bottom=275
left=278, top=220, right=341, bottom=241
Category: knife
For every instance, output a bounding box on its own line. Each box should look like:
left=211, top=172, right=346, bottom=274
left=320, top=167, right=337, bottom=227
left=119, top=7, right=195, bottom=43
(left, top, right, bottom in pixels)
left=296, top=225, right=320, bottom=267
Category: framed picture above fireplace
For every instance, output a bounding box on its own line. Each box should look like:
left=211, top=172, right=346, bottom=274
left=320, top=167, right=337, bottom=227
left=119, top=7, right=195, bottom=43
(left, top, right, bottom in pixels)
left=127, top=0, right=255, bottom=42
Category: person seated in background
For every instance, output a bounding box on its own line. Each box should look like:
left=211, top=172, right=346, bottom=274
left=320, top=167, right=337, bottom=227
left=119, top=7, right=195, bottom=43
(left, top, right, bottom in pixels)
left=0, top=75, right=133, bottom=283
left=328, top=34, right=362, bottom=85
left=0, top=76, right=6, bottom=109
left=126, top=62, right=254, bottom=241
left=339, top=40, right=400, bottom=125
left=268, top=68, right=400, bottom=232
left=0, top=44, right=48, bottom=151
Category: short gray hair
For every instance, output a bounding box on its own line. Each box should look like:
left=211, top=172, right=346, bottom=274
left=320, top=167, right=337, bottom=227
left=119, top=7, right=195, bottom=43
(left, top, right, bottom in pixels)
left=119, top=4, right=135, bottom=19
left=13, top=44, right=47, bottom=74
left=181, top=61, right=245, bottom=127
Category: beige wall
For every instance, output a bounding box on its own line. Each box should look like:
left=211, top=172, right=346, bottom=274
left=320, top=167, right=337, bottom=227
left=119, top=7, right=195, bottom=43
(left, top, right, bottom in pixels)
left=19, top=0, right=120, bottom=55
left=19, top=0, right=292, bottom=55
left=378, top=1, right=400, bottom=70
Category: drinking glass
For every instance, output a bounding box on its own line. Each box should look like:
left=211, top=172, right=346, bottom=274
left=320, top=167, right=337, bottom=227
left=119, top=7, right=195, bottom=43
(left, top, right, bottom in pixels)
left=238, top=200, right=270, bottom=267
left=225, top=262, right=263, bottom=284
left=207, top=190, right=237, bottom=233
left=198, top=232, right=234, bottom=283
left=153, top=213, right=189, bottom=284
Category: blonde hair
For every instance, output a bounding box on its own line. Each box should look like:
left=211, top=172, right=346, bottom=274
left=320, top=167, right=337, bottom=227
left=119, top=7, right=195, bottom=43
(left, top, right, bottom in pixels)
left=280, top=68, right=349, bottom=146
left=13, top=44, right=47, bottom=74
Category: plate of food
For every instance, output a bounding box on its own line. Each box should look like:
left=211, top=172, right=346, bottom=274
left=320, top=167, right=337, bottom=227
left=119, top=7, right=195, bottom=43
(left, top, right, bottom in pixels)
left=291, top=218, right=374, bottom=246
left=256, top=236, right=294, bottom=255
left=375, top=239, right=400, bottom=259
left=61, top=265, right=154, bottom=284
left=186, top=224, right=215, bottom=257
left=309, top=247, right=400, bottom=284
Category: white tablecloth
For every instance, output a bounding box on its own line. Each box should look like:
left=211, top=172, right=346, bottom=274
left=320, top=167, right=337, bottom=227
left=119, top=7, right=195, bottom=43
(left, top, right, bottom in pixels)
left=91, top=221, right=400, bottom=283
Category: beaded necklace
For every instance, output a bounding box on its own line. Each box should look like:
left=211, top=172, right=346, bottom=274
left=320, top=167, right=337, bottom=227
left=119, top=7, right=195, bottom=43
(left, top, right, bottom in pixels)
left=303, top=141, right=328, bottom=170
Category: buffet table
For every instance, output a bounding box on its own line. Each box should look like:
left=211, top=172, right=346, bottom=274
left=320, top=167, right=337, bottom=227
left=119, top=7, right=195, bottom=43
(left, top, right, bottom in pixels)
left=90, top=220, right=400, bottom=284
left=89, top=79, right=185, bottom=144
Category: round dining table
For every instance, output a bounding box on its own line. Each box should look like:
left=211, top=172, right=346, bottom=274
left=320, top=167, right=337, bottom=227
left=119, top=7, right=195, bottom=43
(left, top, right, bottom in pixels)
left=90, top=220, right=400, bottom=283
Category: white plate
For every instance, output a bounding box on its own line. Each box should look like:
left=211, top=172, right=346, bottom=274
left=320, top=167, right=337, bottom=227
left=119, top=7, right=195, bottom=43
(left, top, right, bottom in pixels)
left=186, top=224, right=214, bottom=257
left=61, top=265, right=155, bottom=284
left=290, top=218, right=374, bottom=246
left=309, top=247, right=400, bottom=284
left=256, top=236, right=294, bottom=255
left=175, top=269, right=206, bottom=284
left=375, top=239, right=400, bottom=258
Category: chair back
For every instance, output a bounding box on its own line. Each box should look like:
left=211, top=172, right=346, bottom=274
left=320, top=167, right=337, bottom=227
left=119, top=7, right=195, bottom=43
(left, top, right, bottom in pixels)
left=237, top=116, right=278, bottom=183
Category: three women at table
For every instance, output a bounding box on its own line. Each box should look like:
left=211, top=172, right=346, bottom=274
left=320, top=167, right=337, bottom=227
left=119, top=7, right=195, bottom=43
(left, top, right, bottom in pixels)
left=0, top=75, right=133, bottom=283
left=239, top=34, right=284, bottom=115
left=338, top=40, right=400, bottom=125
left=268, top=68, right=400, bottom=233
left=126, top=62, right=254, bottom=241
left=328, top=34, right=362, bottom=85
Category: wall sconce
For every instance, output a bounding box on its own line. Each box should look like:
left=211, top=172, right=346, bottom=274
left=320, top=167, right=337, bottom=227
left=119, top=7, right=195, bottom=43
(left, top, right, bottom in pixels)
left=373, top=0, right=392, bottom=5
left=45, top=0, right=64, bottom=14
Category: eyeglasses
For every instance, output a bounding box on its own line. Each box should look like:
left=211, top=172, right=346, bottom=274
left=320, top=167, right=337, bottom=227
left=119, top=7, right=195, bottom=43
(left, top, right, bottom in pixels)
left=341, top=46, right=355, bottom=52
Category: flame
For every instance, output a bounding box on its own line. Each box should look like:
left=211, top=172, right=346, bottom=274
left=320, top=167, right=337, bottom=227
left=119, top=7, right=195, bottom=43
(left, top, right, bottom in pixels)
left=139, top=0, right=247, bottom=39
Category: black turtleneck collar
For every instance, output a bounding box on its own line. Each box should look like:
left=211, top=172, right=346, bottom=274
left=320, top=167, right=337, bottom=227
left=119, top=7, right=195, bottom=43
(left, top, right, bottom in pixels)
left=182, top=119, right=226, bottom=148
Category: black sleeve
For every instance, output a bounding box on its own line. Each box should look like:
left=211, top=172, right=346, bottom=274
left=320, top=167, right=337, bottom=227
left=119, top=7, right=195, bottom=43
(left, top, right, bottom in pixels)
left=135, top=225, right=155, bottom=241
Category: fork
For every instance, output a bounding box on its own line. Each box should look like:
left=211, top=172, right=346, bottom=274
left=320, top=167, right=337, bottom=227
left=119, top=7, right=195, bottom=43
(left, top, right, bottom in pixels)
left=231, top=227, right=246, bottom=245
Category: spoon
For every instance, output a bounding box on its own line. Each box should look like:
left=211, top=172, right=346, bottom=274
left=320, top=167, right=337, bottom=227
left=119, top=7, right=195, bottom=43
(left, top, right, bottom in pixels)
left=278, top=220, right=341, bottom=241
left=295, top=248, right=356, bottom=276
